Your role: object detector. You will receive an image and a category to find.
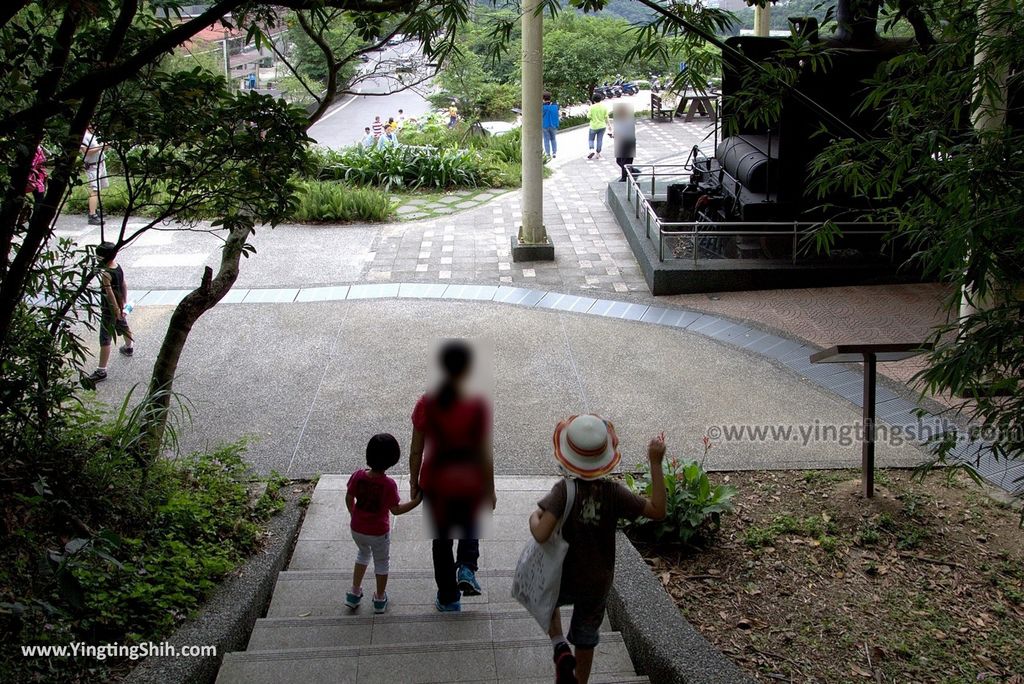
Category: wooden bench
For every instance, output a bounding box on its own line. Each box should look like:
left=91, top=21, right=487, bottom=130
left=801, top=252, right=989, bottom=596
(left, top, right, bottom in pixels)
left=651, top=93, right=678, bottom=121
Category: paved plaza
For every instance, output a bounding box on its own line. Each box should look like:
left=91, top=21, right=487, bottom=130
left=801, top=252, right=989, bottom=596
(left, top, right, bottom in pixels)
left=62, top=115, right=996, bottom=486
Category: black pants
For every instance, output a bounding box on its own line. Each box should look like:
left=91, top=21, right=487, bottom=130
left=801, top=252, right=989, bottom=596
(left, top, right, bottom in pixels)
left=432, top=538, right=479, bottom=604
left=617, top=157, right=635, bottom=181
left=428, top=494, right=480, bottom=604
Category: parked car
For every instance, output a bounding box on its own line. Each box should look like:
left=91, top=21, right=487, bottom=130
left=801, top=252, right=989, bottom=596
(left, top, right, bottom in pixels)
left=476, top=121, right=518, bottom=137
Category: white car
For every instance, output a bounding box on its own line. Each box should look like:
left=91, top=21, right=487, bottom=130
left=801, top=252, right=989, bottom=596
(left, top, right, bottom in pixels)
left=478, top=121, right=518, bottom=137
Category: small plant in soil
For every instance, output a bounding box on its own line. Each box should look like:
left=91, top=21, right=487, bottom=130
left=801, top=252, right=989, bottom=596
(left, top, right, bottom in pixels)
left=622, top=436, right=736, bottom=545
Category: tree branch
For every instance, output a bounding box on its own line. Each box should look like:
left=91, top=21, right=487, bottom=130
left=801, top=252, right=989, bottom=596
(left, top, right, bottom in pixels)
left=0, top=0, right=244, bottom=136
left=297, top=10, right=339, bottom=125
left=894, top=0, right=935, bottom=50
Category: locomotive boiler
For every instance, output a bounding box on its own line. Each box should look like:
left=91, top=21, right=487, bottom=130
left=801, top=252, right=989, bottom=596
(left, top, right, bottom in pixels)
left=670, top=1, right=914, bottom=258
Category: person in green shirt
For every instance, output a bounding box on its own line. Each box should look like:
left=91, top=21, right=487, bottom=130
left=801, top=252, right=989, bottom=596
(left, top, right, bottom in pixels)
left=587, top=93, right=609, bottom=160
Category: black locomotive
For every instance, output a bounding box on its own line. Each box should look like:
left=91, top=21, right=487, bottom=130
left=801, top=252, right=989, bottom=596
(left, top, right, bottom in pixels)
left=669, top=3, right=914, bottom=259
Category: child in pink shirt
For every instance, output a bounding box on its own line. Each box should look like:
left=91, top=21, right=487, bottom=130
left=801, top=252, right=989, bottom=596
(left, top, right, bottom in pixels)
left=345, top=433, right=421, bottom=613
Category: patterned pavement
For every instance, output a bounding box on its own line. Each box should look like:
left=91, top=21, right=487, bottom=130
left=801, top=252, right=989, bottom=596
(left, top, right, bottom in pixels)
left=360, top=118, right=951, bottom=395
left=361, top=118, right=714, bottom=294
left=58, top=115, right=952, bottom=394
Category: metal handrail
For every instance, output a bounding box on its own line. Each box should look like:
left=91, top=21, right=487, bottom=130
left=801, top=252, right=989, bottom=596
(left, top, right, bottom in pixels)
left=623, top=165, right=895, bottom=264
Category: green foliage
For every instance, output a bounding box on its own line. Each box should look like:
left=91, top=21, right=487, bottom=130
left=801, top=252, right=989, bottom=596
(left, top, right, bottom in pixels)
left=0, top=424, right=286, bottom=681
left=433, top=47, right=520, bottom=120
left=623, top=458, right=736, bottom=545
left=798, top=0, right=1024, bottom=477
left=291, top=180, right=395, bottom=222
left=314, top=143, right=496, bottom=190
left=541, top=13, right=645, bottom=104
left=558, top=112, right=591, bottom=129
left=436, top=8, right=669, bottom=110
left=288, top=12, right=365, bottom=84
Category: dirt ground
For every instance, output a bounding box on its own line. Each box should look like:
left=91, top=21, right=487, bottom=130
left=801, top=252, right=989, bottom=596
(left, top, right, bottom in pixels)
left=636, top=469, right=1024, bottom=683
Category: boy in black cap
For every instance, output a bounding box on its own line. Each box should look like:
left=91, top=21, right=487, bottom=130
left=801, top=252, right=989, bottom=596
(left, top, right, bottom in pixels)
left=83, top=241, right=133, bottom=387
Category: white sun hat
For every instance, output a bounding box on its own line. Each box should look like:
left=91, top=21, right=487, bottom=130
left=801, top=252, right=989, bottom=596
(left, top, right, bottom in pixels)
left=552, top=414, right=621, bottom=480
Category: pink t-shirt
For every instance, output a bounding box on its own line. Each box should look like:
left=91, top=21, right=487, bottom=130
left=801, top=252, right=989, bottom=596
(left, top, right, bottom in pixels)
left=347, top=469, right=400, bottom=536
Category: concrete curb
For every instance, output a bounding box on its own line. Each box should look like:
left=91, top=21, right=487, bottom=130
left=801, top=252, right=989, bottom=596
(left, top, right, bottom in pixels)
left=609, top=531, right=754, bottom=684
left=123, top=491, right=306, bottom=684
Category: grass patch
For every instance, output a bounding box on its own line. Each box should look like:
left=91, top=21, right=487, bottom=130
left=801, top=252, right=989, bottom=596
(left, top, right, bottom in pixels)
left=291, top=181, right=395, bottom=223
left=0, top=397, right=297, bottom=682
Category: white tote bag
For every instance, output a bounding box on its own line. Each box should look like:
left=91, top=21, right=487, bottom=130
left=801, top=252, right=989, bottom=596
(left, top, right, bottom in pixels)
left=511, top=478, right=576, bottom=631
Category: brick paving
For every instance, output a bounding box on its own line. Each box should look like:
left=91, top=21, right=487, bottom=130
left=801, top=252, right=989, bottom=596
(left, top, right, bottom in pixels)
left=59, top=114, right=951, bottom=394
left=362, top=118, right=714, bottom=293
left=360, top=117, right=950, bottom=392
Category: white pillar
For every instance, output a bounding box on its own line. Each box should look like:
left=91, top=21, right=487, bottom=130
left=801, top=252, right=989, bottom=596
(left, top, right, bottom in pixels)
left=961, top=0, right=1009, bottom=325
left=513, top=0, right=553, bottom=260
left=754, top=3, right=771, bottom=37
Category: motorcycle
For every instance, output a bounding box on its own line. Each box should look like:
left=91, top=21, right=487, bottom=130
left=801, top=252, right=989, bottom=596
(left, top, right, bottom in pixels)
left=614, top=78, right=638, bottom=96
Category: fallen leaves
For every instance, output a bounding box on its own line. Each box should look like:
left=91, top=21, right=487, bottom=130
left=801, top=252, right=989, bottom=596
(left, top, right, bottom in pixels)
left=636, top=468, right=1024, bottom=683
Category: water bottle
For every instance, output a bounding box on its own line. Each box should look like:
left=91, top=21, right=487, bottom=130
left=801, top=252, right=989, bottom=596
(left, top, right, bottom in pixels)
left=123, top=301, right=134, bottom=315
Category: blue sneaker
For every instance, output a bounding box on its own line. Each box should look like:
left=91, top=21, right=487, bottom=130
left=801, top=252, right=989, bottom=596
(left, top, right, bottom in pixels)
left=345, top=589, right=362, bottom=610
left=457, top=565, right=482, bottom=596
left=434, top=594, right=462, bottom=612
left=372, top=593, right=389, bottom=614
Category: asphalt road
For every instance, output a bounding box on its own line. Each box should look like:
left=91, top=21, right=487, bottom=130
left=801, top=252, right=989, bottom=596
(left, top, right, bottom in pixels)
left=307, top=41, right=435, bottom=149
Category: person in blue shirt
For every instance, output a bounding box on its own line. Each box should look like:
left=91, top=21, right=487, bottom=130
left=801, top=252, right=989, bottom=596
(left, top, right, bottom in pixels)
left=542, top=92, right=560, bottom=158
left=360, top=127, right=376, bottom=148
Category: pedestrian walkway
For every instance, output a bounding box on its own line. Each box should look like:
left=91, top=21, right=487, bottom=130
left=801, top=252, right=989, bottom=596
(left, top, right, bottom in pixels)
left=215, top=476, right=649, bottom=684
left=358, top=119, right=714, bottom=294
left=394, top=187, right=513, bottom=222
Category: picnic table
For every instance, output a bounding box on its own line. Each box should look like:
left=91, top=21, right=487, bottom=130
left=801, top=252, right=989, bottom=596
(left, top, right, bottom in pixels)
left=675, top=90, right=718, bottom=122
left=810, top=343, right=933, bottom=498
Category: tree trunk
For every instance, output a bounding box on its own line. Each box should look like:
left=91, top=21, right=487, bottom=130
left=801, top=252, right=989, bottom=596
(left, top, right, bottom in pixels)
left=136, top=221, right=252, bottom=462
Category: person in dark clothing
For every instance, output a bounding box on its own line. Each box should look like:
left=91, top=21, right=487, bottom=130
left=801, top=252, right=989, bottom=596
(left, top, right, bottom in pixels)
left=612, top=101, right=637, bottom=181
left=83, top=242, right=133, bottom=387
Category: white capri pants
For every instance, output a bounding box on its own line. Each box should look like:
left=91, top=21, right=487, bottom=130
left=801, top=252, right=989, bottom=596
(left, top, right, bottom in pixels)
left=351, top=530, right=391, bottom=575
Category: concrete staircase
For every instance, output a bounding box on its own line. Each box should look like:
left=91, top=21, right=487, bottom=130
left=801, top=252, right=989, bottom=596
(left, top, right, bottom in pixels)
left=216, top=475, right=649, bottom=683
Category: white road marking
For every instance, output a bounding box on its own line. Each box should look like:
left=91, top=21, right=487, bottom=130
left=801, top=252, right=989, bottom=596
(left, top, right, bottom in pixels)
left=131, top=253, right=210, bottom=268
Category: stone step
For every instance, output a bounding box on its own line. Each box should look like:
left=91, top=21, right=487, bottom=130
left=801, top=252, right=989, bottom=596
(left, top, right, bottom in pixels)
left=288, top=538, right=525, bottom=571
left=299, top=512, right=536, bottom=544
left=216, top=633, right=636, bottom=684
left=268, top=569, right=517, bottom=618
left=303, top=491, right=552, bottom=526
left=247, top=607, right=611, bottom=650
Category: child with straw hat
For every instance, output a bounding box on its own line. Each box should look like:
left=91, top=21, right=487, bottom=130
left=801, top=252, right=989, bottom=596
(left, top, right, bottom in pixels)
left=529, top=414, right=667, bottom=684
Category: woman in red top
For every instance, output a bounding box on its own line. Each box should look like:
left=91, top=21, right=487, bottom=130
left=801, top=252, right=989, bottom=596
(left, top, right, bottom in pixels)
left=409, top=340, right=495, bottom=611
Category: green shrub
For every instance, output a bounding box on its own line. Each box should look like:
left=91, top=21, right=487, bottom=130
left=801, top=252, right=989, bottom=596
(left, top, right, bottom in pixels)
left=66, top=179, right=134, bottom=216
left=558, top=113, right=590, bottom=129
left=291, top=181, right=395, bottom=222
left=396, top=121, right=464, bottom=148
left=0, top=415, right=288, bottom=681
left=318, top=144, right=492, bottom=190
left=623, top=456, right=736, bottom=544
left=60, top=442, right=268, bottom=640
left=480, top=128, right=522, bottom=164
